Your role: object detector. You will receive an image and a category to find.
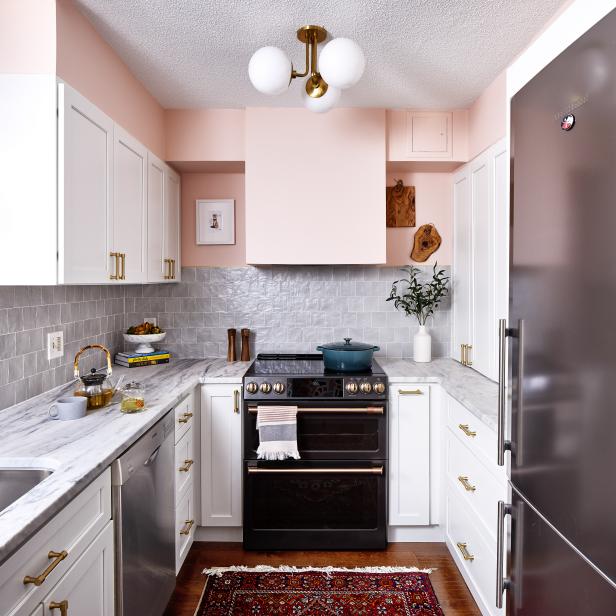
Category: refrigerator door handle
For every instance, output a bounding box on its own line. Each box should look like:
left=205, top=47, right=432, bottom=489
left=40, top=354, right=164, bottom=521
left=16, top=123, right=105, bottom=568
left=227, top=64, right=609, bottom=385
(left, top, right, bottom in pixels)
left=497, top=319, right=512, bottom=466
left=496, top=500, right=512, bottom=609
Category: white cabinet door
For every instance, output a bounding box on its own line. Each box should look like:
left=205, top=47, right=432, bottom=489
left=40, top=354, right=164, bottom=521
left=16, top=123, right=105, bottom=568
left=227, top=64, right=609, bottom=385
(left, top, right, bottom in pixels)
left=164, top=166, right=181, bottom=281
left=201, top=384, right=242, bottom=526
left=58, top=83, right=113, bottom=284
left=113, top=126, right=147, bottom=283
left=41, top=522, right=114, bottom=616
left=452, top=166, right=472, bottom=364
left=389, top=385, right=431, bottom=525
left=146, top=152, right=166, bottom=282
left=407, top=111, right=452, bottom=158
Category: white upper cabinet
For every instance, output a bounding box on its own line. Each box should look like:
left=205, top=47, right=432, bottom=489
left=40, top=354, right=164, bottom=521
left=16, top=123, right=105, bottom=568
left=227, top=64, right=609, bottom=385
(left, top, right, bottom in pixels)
left=387, top=110, right=468, bottom=162
left=113, top=126, right=147, bottom=283
left=58, top=83, right=114, bottom=284
left=451, top=138, right=508, bottom=380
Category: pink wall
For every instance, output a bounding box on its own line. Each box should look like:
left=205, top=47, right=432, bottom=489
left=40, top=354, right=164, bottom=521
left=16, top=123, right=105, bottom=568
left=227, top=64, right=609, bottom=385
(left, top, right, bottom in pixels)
left=56, top=0, right=165, bottom=158
left=165, top=109, right=245, bottom=162
left=386, top=170, right=452, bottom=266
left=0, top=0, right=56, bottom=74
left=181, top=172, right=246, bottom=266
left=468, top=71, right=507, bottom=160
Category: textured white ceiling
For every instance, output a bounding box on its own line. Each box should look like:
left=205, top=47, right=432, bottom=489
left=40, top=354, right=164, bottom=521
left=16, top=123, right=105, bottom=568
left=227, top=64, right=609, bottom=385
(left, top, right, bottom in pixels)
left=74, top=0, right=567, bottom=109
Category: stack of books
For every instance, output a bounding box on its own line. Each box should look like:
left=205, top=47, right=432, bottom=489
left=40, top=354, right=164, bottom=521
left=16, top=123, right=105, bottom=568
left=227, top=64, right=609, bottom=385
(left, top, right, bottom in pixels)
left=115, top=350, right=171, bottom=368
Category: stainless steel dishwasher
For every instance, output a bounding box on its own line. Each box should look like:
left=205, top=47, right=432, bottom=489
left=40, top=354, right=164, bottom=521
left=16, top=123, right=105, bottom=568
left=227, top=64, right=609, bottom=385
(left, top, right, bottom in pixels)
left=112, top=410, right=175, bottom=616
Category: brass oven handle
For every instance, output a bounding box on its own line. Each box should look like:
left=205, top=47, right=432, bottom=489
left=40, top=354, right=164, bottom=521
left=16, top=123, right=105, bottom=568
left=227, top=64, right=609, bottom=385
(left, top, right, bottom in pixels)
left=178, top=411, right=193, bottom=424
left=456, top=542, right=475, bottom=561
left=49, top=600, right=69, bottom=615
left=247, top=406, right=384, bottom=414
left=23, top=550, right=69, bottom=586
left=109, top=252, right=120, bottom=280
left=398, top=389, right=423, bottom=395
left=180, top=519, right=194, bottom=535
left=247, top=466, right=384, bottom=475
left=119, top=252, right=126, bottom=280
left=458, top=423, right=477, bottom=438
left=458, top=475, right=476, bottom=492
left=179, top=459, right=194, bottom=472
left=233, top=389, right=240, bottom=413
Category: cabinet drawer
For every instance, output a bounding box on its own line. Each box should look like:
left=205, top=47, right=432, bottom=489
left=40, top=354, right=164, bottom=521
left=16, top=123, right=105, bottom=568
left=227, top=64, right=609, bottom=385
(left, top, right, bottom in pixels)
left=175, top=427, right=194, bottom=501
left=448, top=396, right=498, bottom=471
left=175, top=485, right=196, bottom=574
left=175, top=391, right=195, bottom=443
left=447, top=482, right=501, bottom=615
left=447, top=429, right=505, bottom=540
left=0, top=469, right=111, bottom=616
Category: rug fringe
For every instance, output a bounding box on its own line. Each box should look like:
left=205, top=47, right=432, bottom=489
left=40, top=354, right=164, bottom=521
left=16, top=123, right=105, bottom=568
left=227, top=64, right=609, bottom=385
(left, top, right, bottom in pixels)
left=202, top=564, right=434, bottom=576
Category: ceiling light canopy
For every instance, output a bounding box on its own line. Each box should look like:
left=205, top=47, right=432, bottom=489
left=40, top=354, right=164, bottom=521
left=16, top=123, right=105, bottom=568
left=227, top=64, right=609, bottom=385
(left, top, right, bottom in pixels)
left=248, top=25, right=365, bottom=113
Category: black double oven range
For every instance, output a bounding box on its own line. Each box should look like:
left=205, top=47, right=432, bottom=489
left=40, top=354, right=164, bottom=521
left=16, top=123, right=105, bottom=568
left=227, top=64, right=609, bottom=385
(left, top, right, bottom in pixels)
left=242, top=353, right=388, bottom=551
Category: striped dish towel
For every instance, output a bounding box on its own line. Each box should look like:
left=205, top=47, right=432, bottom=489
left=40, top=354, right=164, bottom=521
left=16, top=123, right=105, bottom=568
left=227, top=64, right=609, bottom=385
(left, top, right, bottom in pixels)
left=256, top=405, right=300, bottom=460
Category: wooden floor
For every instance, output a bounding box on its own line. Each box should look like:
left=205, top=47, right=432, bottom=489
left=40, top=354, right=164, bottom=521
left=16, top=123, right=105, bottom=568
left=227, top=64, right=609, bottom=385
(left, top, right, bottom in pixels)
left=164, top=541, right=480, bottom=615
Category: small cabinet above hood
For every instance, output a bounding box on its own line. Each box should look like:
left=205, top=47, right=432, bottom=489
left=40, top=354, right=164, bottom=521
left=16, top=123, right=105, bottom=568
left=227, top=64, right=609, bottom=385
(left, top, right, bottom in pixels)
left=245, top=108, right=386, bottom=264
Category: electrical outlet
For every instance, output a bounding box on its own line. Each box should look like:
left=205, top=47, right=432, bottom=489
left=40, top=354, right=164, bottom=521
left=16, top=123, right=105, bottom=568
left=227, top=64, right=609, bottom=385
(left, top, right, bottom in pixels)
left=144, top=317, right=157, bottom=326
left=47, top=331, right=64, bottom=360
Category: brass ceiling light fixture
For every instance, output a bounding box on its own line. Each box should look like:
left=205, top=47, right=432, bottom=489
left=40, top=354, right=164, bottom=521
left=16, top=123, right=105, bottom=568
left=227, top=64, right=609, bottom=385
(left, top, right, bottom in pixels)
left=248, top=25, right=365, bottom=113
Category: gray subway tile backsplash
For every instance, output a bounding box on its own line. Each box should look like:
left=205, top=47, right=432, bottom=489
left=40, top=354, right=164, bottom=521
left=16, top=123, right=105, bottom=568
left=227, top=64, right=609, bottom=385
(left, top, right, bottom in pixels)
left=0, top=264, right=451, bottom=412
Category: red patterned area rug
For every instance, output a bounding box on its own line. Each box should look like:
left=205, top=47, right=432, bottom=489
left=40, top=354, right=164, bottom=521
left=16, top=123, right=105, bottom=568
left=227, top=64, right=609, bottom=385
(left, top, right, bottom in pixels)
left=196, top=565, right=443, bottom=615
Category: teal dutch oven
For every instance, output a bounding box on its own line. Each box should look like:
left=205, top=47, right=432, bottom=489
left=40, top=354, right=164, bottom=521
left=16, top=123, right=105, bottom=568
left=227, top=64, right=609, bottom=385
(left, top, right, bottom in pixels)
left=317, top=338, right=379, bottom=372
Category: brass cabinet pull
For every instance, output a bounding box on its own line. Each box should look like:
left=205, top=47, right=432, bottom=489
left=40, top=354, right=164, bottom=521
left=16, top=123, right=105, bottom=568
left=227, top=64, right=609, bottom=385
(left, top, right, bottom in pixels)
left=458, top=475, right=476, bottom=492
left=178, top=411, right=193, bottom=424
left=23, top=550, right=68, bottom=586
left=171, top=259, right=176, bottom=279
left=233, top=389, right=240, bottom=413
left=49, top=600, right=69, bottom=616
left=247, top=466, right=384, bottom=475
left=109, top=252, right=120, bottom=280
left=179, top=519, right=194, bottom=536
left=119, top=252, right=126, bottom=280
left=179, top=459, right=194, bottom=472
left=460, top=343, right=466, bottom=364
left=458, top=423, right=477, bottom=438
left=398, top=388, right=423, bottom=395
left=163, top=258, right=172, bottom=280
left=466, top=344, right=473, bottom=366
left=456, top=542, right=475, bottom=561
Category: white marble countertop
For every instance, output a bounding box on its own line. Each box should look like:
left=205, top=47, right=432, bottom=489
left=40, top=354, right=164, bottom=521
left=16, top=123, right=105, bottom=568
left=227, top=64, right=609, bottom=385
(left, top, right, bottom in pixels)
left=379, top=357, right=498, bottom=431
left=0, top=358, right=250, bottom=563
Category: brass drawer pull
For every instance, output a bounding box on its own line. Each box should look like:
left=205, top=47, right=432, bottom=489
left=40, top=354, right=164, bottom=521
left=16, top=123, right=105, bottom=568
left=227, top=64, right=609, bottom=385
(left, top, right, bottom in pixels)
left=458, top=475, right=476, bottom=492
left=398, top=389, right=423, bottom=395
left=180, top=519, right=194, bottom=535
left=233, top=389, right=240, bottom=413
left=179, top=459, right=194, bottom=472
left=178, top=411, right=193, bottom=424
left=458, top=423, right=477, bottom=438
left=49, top=600, right=69, bottom=615
left=457, top=542, right=475, bottom=561
left=23, top=550, right=68, bottom=586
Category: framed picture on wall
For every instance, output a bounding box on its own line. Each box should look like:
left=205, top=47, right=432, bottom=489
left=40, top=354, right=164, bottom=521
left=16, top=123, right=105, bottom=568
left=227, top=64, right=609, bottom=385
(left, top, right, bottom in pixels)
left=196, top=199, right=235, bottom=245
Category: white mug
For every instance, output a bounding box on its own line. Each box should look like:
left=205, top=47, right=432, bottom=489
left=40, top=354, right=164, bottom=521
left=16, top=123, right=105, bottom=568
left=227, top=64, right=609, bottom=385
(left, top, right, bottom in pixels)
left=49, top=396, right=87, bottom=421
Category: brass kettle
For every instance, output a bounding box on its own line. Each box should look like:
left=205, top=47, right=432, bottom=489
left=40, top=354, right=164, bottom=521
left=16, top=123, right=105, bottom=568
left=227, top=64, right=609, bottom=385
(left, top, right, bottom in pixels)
left=73, top=344, right=115, bottom=410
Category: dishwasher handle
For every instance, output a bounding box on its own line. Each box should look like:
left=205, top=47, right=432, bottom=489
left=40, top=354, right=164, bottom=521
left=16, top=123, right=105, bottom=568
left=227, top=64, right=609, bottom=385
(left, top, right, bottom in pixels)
left=144, top=446, right=161, bottom=466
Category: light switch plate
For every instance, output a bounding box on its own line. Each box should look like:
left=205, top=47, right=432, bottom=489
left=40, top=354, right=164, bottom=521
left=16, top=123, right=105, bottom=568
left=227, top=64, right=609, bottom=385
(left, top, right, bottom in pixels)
left=47, top=331, right=64, bottom=360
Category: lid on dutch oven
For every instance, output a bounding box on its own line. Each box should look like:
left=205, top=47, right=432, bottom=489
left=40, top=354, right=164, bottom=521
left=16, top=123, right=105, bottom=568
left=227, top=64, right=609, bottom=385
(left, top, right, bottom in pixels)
left=317, top=338, right=379, bottom=352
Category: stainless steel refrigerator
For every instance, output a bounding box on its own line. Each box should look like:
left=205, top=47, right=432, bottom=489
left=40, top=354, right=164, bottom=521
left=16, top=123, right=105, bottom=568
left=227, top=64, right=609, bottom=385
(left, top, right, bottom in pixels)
left=502, top=8, right=616, bottom=614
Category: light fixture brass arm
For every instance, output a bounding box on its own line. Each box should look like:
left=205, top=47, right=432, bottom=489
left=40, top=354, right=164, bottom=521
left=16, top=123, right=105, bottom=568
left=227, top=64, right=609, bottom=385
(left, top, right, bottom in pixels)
left=292, top=40, right=310, bottom=78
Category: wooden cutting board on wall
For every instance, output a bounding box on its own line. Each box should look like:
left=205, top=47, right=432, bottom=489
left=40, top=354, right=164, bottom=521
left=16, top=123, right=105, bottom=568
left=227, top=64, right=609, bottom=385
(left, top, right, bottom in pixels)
left=386, top=180, right=415, bottom=227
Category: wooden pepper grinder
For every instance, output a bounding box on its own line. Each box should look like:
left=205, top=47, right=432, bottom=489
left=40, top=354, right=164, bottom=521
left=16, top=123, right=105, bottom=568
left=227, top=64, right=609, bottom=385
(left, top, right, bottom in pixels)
left=227, top=328, right=237, bottom=362
left=240, top=328, right=251, bottom=361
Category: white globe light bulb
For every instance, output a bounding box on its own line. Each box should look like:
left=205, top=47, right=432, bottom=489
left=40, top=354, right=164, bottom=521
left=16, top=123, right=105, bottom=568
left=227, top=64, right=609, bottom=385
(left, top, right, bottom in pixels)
left=302, top=81, right=341, bottom=113
left=319, top=37, right=365, bottom=90
left=248, top=46, right=292, bottom=95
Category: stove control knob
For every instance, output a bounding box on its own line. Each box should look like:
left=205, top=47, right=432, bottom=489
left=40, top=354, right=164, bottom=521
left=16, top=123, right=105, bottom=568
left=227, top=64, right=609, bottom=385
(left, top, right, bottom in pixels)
left=246, top=382, right=258, bottom=394
left=360, top=382, right=372, bottom=394
left=259, top=382, right=272, bottom=394
left=346, top=382, right=358, bottom=394
left=373, top=382, right=386, bottom=394
left=273, top=382, right=285, bottom=394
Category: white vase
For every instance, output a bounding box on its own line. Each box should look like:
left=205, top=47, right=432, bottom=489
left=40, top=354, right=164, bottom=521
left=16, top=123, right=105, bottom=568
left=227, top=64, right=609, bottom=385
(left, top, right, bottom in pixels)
left=413, top=325, right=432, bottom=363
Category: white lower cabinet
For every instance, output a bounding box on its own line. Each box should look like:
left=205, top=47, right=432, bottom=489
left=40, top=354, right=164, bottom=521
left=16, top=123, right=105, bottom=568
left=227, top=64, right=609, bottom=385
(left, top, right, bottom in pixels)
left=201, top=384, right=242, bottom=527
left=388, top=384, right=431, bottom=526
left=0, top=469, right=112, bottom=616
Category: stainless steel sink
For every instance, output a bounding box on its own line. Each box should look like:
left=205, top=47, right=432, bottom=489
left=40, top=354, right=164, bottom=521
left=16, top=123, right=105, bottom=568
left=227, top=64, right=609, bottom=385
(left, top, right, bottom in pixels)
left=0, top=468, right=53, bottom=512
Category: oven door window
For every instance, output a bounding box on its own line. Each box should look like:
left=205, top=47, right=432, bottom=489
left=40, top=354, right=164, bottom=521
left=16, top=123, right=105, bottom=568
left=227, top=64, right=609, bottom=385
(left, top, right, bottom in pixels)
left=245, top=463, right=385, bottom=530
